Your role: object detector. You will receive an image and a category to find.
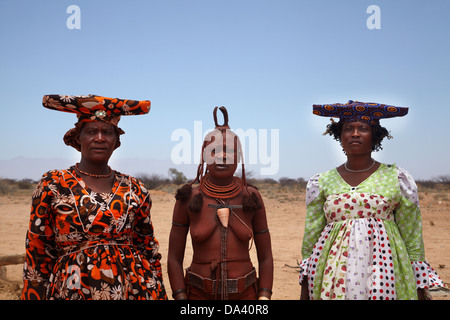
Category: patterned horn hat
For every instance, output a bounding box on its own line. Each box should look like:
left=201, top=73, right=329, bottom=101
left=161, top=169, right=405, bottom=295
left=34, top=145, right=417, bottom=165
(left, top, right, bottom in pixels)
left=42, top=94, right=151, bottom=125
left=42, top=94, right=151, bottom=151
left=312, top=100, right=408, bottom=124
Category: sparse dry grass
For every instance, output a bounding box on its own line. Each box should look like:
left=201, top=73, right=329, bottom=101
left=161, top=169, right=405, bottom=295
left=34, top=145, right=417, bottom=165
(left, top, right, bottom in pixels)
left=1, top=178, right=449, bottom=300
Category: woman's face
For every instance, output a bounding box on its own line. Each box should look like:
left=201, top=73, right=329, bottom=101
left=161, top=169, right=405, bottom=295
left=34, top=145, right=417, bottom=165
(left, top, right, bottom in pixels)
left=204, top=130, right=239, bottom=179
left=340, top=121, right=373, bottom=156
left=77, top=121, right=118, bottom=164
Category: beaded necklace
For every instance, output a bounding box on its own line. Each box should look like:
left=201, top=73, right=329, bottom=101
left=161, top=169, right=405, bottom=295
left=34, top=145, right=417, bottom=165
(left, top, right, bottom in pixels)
left=200, top=174, right=242, bottom=199
left=76, top=163, right=112, bottom=178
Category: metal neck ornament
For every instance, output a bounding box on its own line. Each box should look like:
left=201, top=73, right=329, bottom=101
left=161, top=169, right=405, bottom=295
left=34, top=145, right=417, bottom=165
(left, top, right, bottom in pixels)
left=200, top=174, right=242, bottom=199
left=344, top=159, right=376, bottom=173
left=76, top=163, right=112, bottom=178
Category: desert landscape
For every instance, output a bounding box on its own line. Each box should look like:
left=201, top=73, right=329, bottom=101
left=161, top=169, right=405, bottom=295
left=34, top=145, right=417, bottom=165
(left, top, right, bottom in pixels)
left=0, top=178, right=449, bottom=300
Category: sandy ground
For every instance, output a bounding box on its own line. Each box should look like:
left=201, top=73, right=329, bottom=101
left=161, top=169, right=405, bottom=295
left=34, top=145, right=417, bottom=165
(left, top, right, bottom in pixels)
left=0, top=185, right=449, bottom=300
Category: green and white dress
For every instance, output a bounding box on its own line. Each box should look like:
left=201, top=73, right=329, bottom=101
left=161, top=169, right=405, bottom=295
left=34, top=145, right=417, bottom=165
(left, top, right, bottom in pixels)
left=299, top=163, right=444, bottom=300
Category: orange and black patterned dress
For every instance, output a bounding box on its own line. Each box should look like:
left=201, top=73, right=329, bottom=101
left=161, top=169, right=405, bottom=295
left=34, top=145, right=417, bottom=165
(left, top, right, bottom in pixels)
left=21, top=166, right=167, bottom=300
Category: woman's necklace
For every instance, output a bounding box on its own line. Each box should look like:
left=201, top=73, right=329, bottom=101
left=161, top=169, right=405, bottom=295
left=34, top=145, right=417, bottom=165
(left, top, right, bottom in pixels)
left=344, top=159, right=376, bottom=173
left=200, top=174, right=242, bottom=199
left=76, top=163, right=112, bottom=178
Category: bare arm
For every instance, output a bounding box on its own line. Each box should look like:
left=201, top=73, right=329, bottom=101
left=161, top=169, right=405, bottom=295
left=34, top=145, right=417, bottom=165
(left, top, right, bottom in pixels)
left=167, top=199, right=190, bottom=300
left=251, top=189, right=274, bottom=300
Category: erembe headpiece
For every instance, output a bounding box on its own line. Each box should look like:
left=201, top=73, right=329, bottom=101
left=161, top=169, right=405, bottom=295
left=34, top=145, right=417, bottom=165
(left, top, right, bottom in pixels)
left=175, top=106, right=261, bottom=213
left=313, top=100, right=408, bottom=124
left=194, top=106, right=247, bottom=192
left=42, top=94, right=150, bottom=151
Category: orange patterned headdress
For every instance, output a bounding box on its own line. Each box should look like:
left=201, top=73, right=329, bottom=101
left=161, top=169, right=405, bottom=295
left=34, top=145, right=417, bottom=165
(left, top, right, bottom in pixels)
left=42, top=94, right=151, bottom=151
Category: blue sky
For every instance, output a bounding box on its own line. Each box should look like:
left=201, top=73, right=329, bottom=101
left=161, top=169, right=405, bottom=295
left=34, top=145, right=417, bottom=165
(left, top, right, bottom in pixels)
left=0, top=0, right=449, bottom=181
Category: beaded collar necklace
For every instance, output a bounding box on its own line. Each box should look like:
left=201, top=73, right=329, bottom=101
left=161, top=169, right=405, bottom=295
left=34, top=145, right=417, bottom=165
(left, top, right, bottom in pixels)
left=200, top=174, right=242, bottom=199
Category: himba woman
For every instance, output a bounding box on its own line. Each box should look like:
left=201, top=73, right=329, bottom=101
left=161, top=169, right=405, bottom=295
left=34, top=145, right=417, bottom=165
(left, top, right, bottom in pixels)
left=168, top=107, right=273, bottom=300
left=21, top=95, right=167, bottom=300
left=299, top=100, right=445, bottom=300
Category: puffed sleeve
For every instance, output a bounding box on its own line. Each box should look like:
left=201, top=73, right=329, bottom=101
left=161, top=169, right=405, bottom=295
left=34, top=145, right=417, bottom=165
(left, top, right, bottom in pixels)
left=299, top=173, right=327, bottom=284
left=395, top=167, right=445, bottom=290
left=21, top=171, right=58, bottom=300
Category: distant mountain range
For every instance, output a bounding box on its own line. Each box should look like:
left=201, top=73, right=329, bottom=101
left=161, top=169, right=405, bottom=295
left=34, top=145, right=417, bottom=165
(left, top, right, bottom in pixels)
left=0, top=156, right=198, bottom=181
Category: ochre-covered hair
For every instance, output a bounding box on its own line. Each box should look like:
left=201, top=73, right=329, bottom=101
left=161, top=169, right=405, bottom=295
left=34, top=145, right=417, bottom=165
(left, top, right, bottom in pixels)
left=175, top=106, right=261, bottom=212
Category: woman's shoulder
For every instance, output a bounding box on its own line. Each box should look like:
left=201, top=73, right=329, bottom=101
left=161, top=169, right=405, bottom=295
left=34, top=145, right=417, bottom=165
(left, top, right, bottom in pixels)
left=39, top=167, right=72, bottom=181
left=127, top=173, right=150, bottom=190
left=34, top=168, right=76, bottom=194
left=246, top=184, right=261, bottom=195
left=174, top=183, right=198, bottom=202
left=305, top=172, right=327, bottom=205
left=112, top=171, right=150, bottom=195
left=307, top=167, right=337, bottom=184
left=379, top=163, right=416, bottom=182
left=391, top=164, right=414, bottom=178
left=113, top=170, right=138, bottom=184
left=390, top=164, right=420, bottom=204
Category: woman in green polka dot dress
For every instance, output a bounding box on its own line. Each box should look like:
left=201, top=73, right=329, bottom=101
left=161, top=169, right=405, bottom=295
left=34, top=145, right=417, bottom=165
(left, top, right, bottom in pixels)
left=299, top=101, right=445, bottom=300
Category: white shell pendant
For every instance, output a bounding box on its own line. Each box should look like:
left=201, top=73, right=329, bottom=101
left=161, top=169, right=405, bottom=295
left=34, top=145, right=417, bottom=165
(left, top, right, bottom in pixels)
left=217, top=208, right=230, bottom=228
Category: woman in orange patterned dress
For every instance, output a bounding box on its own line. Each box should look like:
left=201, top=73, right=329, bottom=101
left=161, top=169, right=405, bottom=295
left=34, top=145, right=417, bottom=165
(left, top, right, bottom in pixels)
left=21, top=95, right=167, bottom=300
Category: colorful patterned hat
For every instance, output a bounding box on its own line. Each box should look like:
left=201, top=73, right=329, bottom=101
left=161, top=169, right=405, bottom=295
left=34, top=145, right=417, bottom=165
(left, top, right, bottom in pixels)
left=313, top=100, right=408, bottom=124
left=42, top=94, right=151, bottom=126
left=42, top=94, right=150, bottom=151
